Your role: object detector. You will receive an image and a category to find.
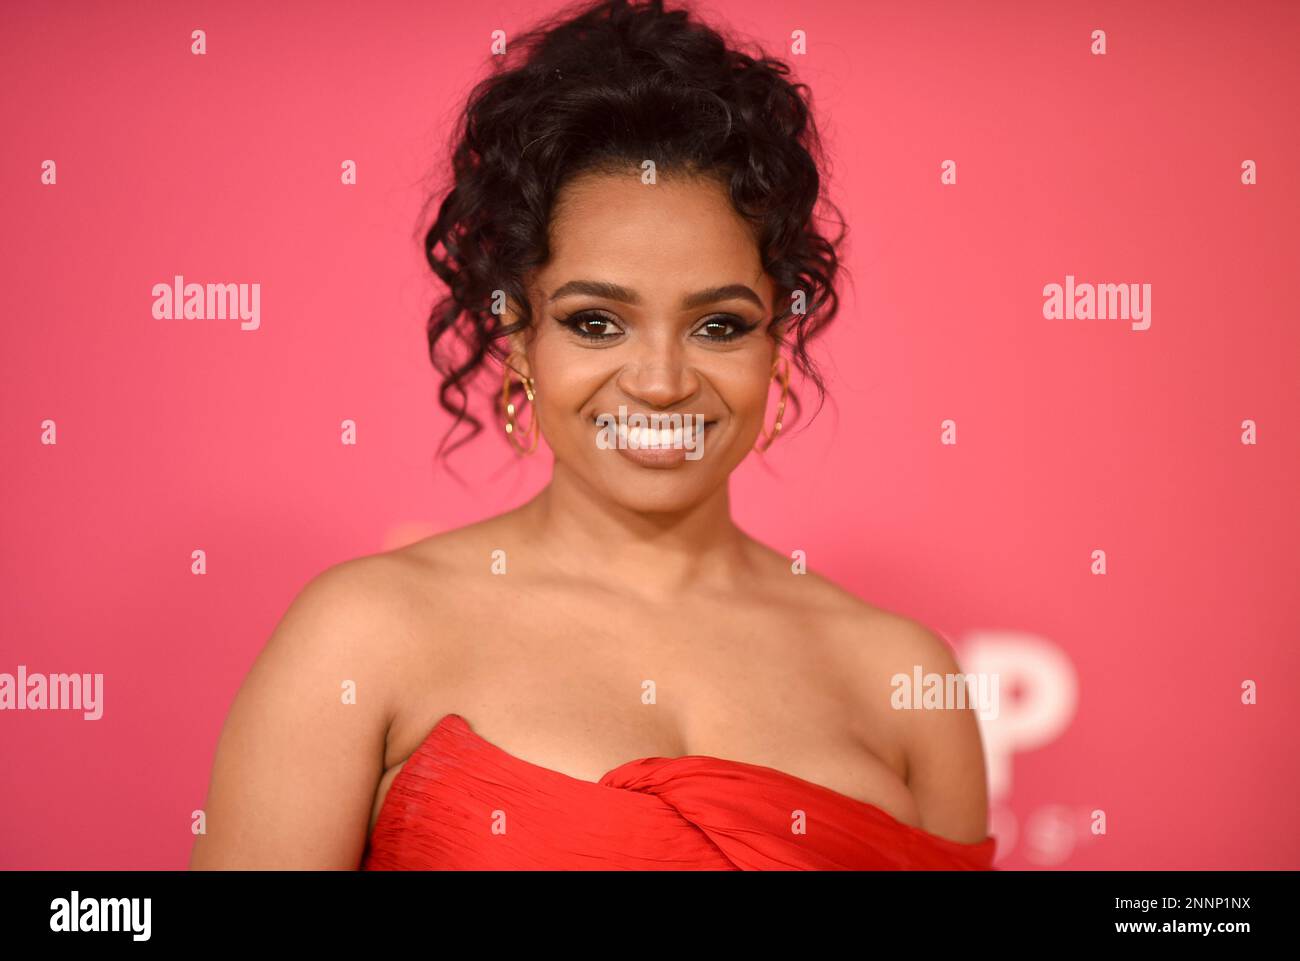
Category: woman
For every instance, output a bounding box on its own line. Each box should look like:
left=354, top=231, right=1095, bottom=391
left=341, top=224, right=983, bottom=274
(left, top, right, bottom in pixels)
left=190, top=0, right=995, bottom=870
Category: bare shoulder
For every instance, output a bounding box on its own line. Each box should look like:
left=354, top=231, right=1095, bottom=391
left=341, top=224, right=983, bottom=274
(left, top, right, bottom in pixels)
left=296, top=525, right=488, bottom=652
left=823, top=599, right=990, bottom=845
left=381, top=508, right=528, bottom=579
left=334, top=509, right=524, bottom=599
left=271, top=549, right=437, bottom=674
left=747, top=545, right=991, bottom=844
left=188, top=550, right=438, bottom=869
left=783, top=566, right=972, bottom=708
left=328, top=513, right=537, bottom=670
left=741, top=536, right=934, bottom=649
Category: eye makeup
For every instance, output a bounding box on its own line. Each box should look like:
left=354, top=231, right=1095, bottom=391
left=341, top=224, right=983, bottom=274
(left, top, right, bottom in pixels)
left=692, top=315, right=758, bottom=341
left=555, top=310, right=759, bottom=343
left=556, top=309, right=624, bottom=341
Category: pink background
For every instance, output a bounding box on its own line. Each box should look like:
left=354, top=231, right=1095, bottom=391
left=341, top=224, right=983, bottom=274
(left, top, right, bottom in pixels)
left=2, top=0, right=1297, bottom=869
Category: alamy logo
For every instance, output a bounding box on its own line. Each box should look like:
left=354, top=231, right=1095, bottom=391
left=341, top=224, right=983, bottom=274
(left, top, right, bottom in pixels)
left=152, top=274, right=261, bottom=330
left=890, top=664, right=1000, bottom=720
left=1043, top=274, right=1151, bottom=330
left=0, top=665, right=103, bottom=719
left=595, top=406, right=706, bottom=460
left=50, top=891, right=150, bottom=941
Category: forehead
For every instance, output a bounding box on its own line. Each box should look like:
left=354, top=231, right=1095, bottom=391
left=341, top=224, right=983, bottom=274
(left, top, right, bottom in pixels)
left=533, top=170, right=769, bottom=301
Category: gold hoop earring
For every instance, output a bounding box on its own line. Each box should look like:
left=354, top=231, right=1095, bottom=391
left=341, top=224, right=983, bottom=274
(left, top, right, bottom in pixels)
left=500, top=363, right=538, bottom=454
left=755, top=356, right=789, bottom=453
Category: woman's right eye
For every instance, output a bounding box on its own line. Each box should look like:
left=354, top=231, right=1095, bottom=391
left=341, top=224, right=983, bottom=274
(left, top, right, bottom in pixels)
left=558, top=310, right=624, bottom=340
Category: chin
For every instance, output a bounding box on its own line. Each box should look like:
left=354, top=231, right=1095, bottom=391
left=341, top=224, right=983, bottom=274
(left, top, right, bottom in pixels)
left=608, top=480, right=717, bottom=515
left=578, top=456, right=730, bottom=515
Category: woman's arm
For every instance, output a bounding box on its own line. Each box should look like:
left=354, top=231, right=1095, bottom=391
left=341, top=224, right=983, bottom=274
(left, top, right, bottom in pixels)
left=897, top=623, right=992, bottom=845
left=189, top=560, right=404, bottom=869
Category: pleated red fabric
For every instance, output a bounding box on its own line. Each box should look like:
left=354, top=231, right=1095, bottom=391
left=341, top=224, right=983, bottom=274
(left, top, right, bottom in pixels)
left=361, top=712, right=997, bottom=870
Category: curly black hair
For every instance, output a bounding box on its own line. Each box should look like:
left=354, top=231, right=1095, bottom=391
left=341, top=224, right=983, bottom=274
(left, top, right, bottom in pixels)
left=418, top=0, right=846, bottom=458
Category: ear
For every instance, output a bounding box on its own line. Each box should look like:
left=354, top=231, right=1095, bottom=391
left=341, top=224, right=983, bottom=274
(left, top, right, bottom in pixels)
left=504, top=329, right=532, bottom=381
left=499, top=284, right=534, bottom=381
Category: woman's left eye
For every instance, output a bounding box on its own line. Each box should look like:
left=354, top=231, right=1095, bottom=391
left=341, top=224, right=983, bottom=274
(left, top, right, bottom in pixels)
left=694, top=316, right=754, bottom=341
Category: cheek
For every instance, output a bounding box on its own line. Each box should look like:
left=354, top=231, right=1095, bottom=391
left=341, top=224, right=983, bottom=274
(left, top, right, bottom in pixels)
left=716, top=366, right=776, bottom=421
left=528, top=336, right=605, bottom=422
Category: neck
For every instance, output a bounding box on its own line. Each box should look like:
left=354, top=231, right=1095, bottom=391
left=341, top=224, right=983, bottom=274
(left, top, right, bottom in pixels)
left=515, top=459, right=755, bottom=599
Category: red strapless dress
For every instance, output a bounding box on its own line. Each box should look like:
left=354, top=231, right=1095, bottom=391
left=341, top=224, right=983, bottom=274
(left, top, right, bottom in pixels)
left=361, top=713, right=997, bottom=870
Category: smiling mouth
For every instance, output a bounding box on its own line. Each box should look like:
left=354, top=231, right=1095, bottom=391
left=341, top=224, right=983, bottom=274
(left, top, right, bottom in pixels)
left=590, top=416, right=716, bottom=447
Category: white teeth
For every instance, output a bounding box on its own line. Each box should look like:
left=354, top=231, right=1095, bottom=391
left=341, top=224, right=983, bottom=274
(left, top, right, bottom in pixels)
left=591, top=409, right=710, bottom=457
left=618, top=423, right=700, bottom=448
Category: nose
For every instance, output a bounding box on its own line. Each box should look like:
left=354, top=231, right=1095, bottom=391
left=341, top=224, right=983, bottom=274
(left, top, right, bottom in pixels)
left=614, top=333, right=700, bottom=408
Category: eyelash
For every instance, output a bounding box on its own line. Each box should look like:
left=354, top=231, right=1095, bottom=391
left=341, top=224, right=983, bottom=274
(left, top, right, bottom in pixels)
left=557, top=310, right=757, bottom=343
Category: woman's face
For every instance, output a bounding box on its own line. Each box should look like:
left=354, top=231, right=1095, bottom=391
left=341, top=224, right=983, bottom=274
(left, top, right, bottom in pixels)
left=510, top=170, right=780, bottom=514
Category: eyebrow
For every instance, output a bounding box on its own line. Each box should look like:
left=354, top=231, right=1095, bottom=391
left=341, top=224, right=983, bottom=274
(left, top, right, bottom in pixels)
left=548, top=280, right=764, bottom=311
